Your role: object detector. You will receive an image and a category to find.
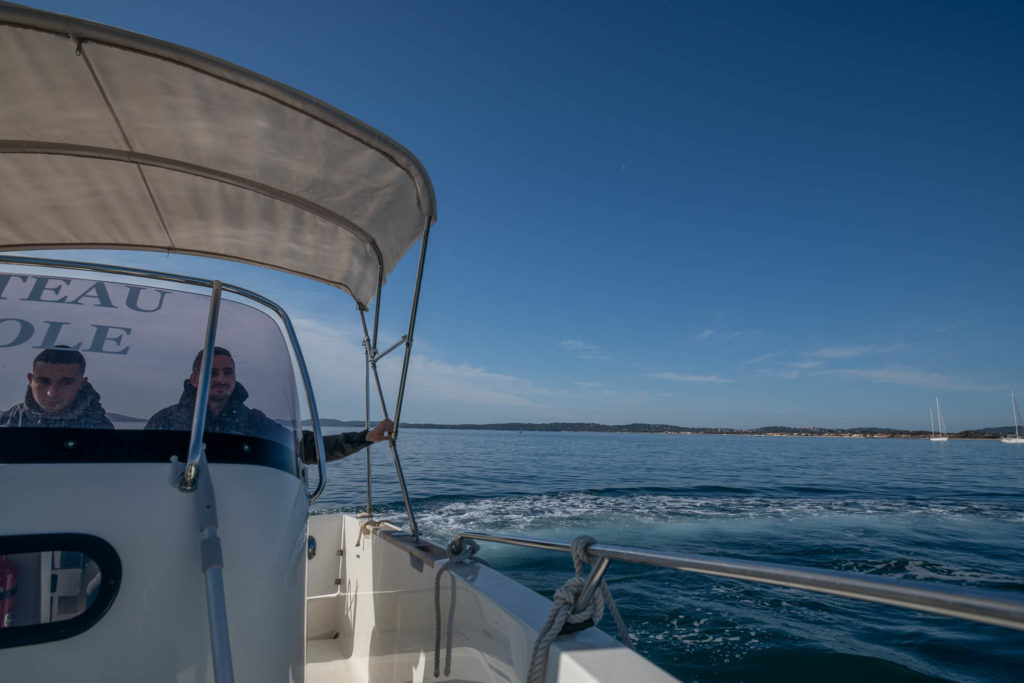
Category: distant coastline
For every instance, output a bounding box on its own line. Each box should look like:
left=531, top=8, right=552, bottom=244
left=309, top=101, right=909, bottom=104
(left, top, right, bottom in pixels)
left=110, top=413, right=1014, bottom=439
left=303, top=419, right=1016, bottom=440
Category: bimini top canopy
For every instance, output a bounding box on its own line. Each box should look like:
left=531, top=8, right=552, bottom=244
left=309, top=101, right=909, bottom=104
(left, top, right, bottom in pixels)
left=0, top=3, right=436, bottom=309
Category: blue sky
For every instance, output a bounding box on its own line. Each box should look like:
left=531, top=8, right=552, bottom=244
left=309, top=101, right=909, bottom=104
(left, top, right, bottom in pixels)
left=17, top=1, right=1024, bottom=430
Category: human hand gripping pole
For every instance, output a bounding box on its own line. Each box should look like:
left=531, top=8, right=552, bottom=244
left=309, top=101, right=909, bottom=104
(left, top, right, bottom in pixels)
left=367, top=418, right=394, bottom=443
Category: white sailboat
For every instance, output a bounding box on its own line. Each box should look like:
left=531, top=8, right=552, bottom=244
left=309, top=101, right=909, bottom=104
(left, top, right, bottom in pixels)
left=1, top=5, right=1023, bottom=681
left=930, top=398, right=949, bottom=441
left=1001, top=391, right=1024, bottom=444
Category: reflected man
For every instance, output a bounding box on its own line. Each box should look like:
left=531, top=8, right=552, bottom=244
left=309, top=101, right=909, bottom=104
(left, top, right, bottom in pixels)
left=0, top=347, right=113, bottom=429
left=145, top=346, right=392, bottom=462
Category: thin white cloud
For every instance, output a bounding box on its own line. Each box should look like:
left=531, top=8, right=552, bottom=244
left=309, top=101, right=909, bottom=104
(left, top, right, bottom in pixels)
left=696, top=328, right=743, bottom=342
left=559, top=339, right=604, bottom=359
left=293, top=319, right=640, bottom=420
left=744, top=352, right=783, bottom=365
left=560, top=339, right=592, bottom=351
left=810, top=345, right=878, bottom=359
left=408, top=358, right=544, bottom=407
left=787, top=360, right=823, bottom=370
left=650, top=372, right=735, bottom=384
left=756, top=368, right=802, bottom=380
left=933, top=321, right=968, bottom=334
left=293, top=316, right=548, bottom=413
left=813, top=366, right=1004, bottom=392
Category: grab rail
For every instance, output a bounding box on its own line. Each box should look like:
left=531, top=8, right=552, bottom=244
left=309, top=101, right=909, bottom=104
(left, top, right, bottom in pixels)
left=453, top=530, right=1024, bottom=632
left=180, top=280, right=222, bottom=491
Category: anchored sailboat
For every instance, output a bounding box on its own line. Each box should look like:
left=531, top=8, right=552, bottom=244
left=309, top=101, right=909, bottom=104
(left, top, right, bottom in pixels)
left=930, top=398, right=949, bottom=442
left=1001, top=391, right=1024, bottom=444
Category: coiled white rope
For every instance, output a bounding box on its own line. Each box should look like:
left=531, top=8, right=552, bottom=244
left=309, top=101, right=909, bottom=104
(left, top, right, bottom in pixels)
left=433, top=539, right=482, bottom=677
left=527, top=536, right=634, bottom=683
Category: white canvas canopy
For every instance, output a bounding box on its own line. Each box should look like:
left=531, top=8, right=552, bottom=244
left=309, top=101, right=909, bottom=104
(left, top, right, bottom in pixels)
left=0, top=2, right=436, bottom=309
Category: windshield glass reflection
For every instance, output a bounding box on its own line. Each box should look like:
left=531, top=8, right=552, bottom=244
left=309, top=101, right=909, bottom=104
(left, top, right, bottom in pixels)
left=0, top=270, right=300, bottom=446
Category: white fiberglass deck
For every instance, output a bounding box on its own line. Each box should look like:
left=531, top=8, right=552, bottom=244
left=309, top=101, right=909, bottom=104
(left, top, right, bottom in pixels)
left=305, top=514, right=676, bottom=683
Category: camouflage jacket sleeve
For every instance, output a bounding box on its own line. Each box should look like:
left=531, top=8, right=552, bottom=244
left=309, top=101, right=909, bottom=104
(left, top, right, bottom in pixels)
left=299, top=429, right=371, bottom=464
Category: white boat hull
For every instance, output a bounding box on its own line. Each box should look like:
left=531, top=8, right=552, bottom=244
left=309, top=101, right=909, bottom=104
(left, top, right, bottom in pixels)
left=305, top=513, right=676, bottom=683
left=0, top=462, right=308, bottom=682
left=1001, top=437, right=1024, bottom=444
left=929, top=437, right=949, bottom=442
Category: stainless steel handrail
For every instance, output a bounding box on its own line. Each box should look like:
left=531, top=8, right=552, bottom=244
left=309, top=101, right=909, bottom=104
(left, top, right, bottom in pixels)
left=0, top=255, right=325, bottom=497
left=454, top=530, right=1024, bottom=632
left=361, top=337, right=373, bottom=517
left=180, top=280, right=223, bottom=490
left=278, top=308, right=327, bottom=502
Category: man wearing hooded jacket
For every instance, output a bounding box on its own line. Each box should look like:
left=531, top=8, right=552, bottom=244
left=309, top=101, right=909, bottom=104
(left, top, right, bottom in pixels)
left=145, top=346, right=392, bottom=464
left=0, top=347, right=114, bottom=429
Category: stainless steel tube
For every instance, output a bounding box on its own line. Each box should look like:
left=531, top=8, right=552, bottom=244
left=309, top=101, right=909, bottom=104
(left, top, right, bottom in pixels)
left=374, top=335, right=408, bottom=361
left=572, top=556, right=611, bottom=615
left=362, top=333, right=373, bottom=516
left=181, top=281, right=222, bottom=491
left=359, top=310, right=391, bottom=424
left=392, top=223, right=431, bottom=431
left=277, top=310, right=327, bottom=503
left=194, top=445, right=234, bottom=683
left=455, top=530, right=1024, bottom=632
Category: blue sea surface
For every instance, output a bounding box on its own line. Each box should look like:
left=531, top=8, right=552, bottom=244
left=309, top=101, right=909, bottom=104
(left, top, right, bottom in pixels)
left=313, top=429, right=1024, bottom=682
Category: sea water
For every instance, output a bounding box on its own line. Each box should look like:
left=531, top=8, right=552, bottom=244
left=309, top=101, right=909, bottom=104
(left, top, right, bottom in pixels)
left=313, top=429, right=1024, bottom=682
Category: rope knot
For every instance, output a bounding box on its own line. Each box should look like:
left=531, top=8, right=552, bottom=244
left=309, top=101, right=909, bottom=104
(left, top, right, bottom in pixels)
left=446, top=538, right=479, bottom=565
left=527, top=535, right=634, bottom=683
left=570, top=535, right=598, bottom=570
left=552, top=575, right=604, bottom=625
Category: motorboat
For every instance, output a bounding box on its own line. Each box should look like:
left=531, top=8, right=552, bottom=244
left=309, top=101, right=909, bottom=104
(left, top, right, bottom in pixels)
left=1, top=5, right=1023, bottom=682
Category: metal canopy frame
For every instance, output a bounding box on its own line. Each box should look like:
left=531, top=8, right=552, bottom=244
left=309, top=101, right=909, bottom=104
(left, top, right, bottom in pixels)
left=357, top=224, right=432, bottom=541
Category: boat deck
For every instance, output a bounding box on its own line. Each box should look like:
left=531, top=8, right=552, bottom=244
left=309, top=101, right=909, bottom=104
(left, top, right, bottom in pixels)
left=304, top=513, right=678, bottom=683
left=307, top=636, right=493, bottom=683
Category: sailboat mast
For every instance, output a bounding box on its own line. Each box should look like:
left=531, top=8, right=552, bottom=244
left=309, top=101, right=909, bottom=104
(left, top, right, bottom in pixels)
left=930, top=407, right=935, bottom=436
left=935, top=397, right=945, bottom=437
left=1013, top=391, right=1021, bottom=438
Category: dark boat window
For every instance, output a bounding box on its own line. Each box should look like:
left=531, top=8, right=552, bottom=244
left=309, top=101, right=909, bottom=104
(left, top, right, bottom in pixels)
left=0, top=534, right=121, bottom=649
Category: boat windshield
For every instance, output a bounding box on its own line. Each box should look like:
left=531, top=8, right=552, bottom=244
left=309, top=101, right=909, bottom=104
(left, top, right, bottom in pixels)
left=0, top=268, right=300, bottom=448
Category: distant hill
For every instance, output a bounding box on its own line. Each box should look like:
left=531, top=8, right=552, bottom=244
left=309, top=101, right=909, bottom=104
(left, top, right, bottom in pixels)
left=318, top=421, right=915, bottom=435
left=395, top=422, right=722, bottom=433
left=108, top=413, right=147, bottom=423
left=967, top=426, right=1017, bottom=435
left=318, top=421, right=1017, bottom=438
left=302, top=419, right=366, bottom=428
left=107, top=415, right=1019, bottom=438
